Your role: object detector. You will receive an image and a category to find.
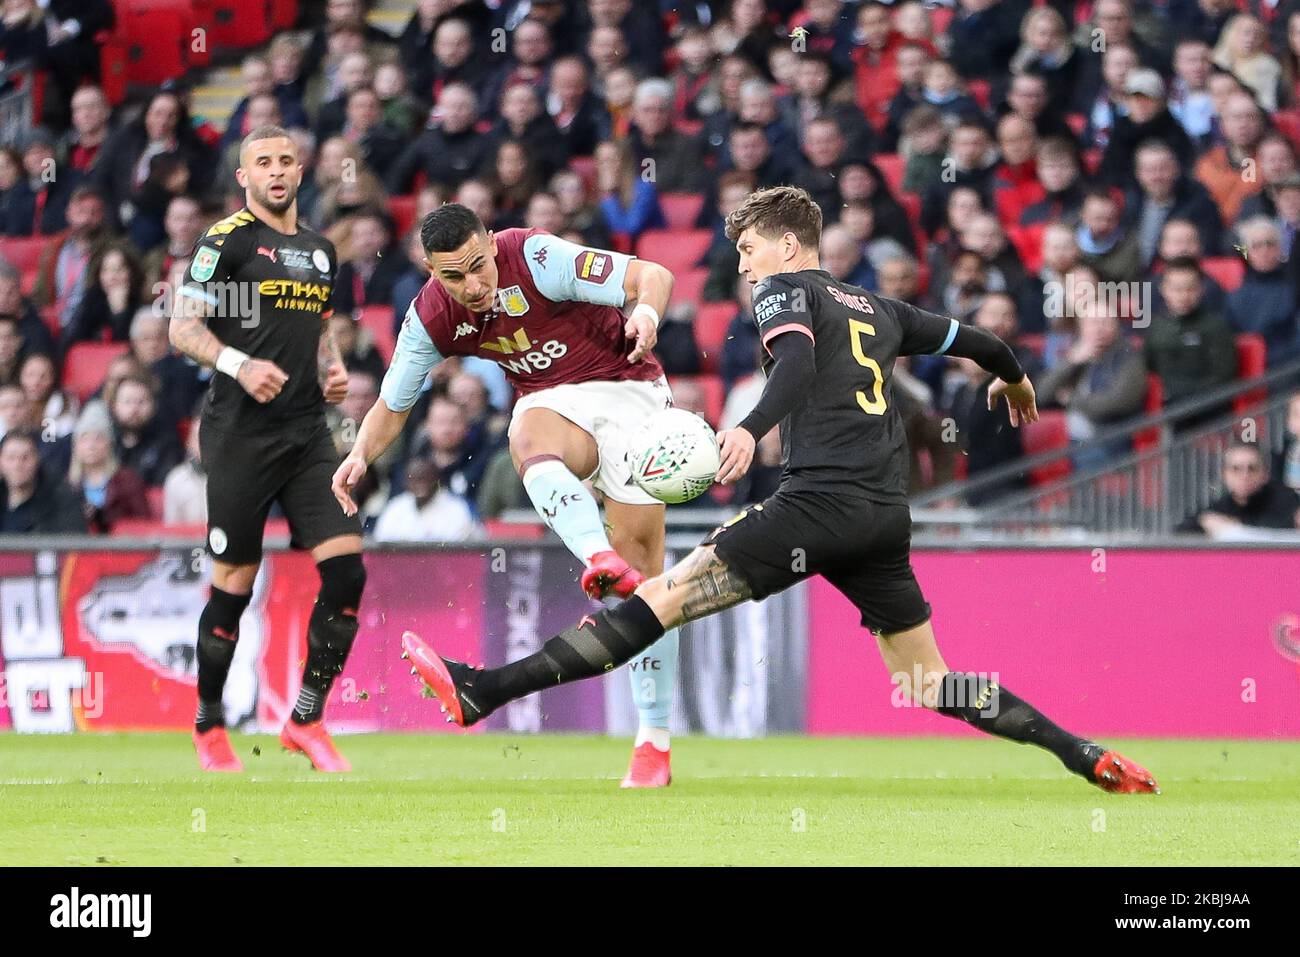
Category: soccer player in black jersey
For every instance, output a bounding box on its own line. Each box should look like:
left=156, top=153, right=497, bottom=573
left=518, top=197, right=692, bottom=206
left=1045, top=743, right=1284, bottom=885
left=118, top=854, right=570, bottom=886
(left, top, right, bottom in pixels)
left=404, top=186, right=1159, bottom=795
left=169, top=125, right=365, bottom=773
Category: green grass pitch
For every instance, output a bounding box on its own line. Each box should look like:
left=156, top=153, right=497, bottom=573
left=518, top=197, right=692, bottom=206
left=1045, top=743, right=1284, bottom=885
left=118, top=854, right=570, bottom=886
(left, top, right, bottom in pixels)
left=1, top=734, right=1297, bottom=866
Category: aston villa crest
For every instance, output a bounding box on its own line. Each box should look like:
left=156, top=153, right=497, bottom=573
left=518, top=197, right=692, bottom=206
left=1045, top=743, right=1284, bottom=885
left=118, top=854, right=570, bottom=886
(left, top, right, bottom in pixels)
left=498, top=284, right=529, bottom=317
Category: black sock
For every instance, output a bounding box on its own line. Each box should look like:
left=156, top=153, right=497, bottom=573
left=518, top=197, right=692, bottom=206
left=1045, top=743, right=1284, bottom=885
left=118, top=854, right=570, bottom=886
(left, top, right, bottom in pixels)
left=292, top=554, right=366, bottom=725
left=292, top=604, right=359, bottom=724
left=473, top=597, right=665, bottom=713
left=936, top=672, right=1101, bottom=778
left=195, top=587, right=252, bottom=732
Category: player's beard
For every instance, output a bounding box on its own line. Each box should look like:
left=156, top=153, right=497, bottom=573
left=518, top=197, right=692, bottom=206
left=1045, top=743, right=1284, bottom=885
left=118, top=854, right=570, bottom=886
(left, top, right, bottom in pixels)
left=254, top=179, right=297, bottom=214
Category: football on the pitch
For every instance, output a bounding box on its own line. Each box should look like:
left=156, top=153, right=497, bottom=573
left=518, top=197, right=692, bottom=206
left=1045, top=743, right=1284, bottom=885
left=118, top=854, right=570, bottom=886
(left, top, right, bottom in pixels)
left=628, top=408, right=722, bottom=504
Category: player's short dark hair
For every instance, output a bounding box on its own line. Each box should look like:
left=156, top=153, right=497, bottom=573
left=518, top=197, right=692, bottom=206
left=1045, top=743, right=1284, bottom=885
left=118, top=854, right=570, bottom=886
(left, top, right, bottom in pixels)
left=240, top=124, right=295, bottom=162
left=420, top=203, right=485, bottom=254
left=724, top=184, right=823, bottom=249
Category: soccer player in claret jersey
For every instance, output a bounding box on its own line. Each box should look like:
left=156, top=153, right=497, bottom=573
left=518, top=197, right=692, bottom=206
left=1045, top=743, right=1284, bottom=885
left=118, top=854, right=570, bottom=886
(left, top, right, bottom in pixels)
left=333, top=205, right=681, bottom=787
left=402, top=186, right=1160, bottom=796
left=170, top=125, right=365, bottom=773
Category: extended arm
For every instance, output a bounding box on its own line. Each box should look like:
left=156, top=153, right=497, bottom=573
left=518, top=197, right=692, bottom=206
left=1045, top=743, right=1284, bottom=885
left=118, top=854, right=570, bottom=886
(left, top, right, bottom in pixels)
left=932, top=322, right=1037, bottom=427
left=523, top=233, right=673, bottom=363
left=331, top=306, right=443, bottom=514
left=620, top=258, right=674, bottom=362
left=942, top=324, right=1025, bottom=385
left=717, top=332, right=815, bottom=485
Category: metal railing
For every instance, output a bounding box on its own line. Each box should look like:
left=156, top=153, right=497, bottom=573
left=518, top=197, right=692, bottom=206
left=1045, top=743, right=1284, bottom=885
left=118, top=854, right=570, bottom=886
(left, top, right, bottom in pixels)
left=913, top=356, right=1300, bottom=536
left=0, top=61, right=36, bottom=146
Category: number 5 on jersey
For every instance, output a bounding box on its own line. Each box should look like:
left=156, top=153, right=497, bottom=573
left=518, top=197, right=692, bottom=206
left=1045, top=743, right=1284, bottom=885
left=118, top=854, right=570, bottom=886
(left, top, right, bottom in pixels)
left=848, top=319, right=887, bottom=415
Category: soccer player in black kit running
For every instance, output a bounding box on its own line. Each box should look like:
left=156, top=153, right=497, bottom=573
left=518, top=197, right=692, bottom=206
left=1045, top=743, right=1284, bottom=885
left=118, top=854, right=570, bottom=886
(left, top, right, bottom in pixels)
left=404, top=186, right=1159, bottom=795
left=169, top=125, right=365, bottom=773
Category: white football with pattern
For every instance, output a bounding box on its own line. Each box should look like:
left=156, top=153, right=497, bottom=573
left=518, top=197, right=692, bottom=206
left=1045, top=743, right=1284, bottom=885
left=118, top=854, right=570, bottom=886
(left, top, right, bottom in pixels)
left=628, top=408, right=722, bottom=505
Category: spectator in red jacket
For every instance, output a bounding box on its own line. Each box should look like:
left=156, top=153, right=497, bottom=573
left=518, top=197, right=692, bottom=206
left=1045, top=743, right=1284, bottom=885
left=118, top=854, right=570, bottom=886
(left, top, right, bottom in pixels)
left=852, top=1, right=908, bottom=130
left=991, top=114, right=1043, bottom=226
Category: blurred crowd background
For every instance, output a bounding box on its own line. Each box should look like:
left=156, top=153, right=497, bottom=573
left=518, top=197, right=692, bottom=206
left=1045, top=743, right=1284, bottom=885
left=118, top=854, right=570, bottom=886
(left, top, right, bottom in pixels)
left=0, top=0, right=1298, bottom=541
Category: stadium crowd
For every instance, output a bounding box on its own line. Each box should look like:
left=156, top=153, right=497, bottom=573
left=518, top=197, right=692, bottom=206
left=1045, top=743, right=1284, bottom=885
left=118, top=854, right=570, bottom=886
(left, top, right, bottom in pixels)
left=0, top=0, right=1299, bottom=538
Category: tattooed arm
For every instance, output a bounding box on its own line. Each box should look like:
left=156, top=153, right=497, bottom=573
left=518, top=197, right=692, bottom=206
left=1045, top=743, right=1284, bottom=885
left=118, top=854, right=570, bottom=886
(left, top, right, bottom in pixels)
left=169, top=284, right=289, bottom=404
left=318, top=319, right=348, bottom=404
left=641, top=545, right=753, bottom=629
left=168, top=289, right=226, bottom=369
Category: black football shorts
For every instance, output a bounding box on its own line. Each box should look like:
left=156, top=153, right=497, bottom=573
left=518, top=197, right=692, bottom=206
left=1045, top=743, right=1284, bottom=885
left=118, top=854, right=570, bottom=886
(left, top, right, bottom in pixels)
left=704, top=486, right=931, bottom=635
left=200, top=421, right=362, bottom=566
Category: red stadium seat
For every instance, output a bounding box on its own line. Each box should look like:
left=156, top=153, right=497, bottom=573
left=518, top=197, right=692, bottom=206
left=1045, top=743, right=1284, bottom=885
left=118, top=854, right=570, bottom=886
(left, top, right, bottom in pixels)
left=1234, top=333, right=1267, bottom=412
left=660, top=192, right=705, bottom=231
left=1202, top=256, right=1245, bottom=291
left=1022, top=410, right=1072, bottom=485
left=388, top=194, right=417, bottom=238
left=637, top=229, right=712, bottom=273
left=63, top=342, right=131, bottom=402
left=668, top=374, right=725, bottom=427
left=99, top=36, right=128, bottom=106
left=126, top=0, right=216, bottom=68
left=671, top=268, right=707, bottom=306
left=874, top=154, right=905, bottom=195
left=695, top=302, right=737, bottom=373
left=358, top=304, right=396, bottom=364
left=270, top=0, right=298, bottom=29
left=1272, top=109, right=1300, bottom=152
left=929, top=5, right=954, bottom=35
left=118, top=7, right=189, bottom=86
left=209, top=1, right=272, bottom=48
left=0, top=235, right=48, bottom=273
left=1133, top=373, right=1163, bottom=452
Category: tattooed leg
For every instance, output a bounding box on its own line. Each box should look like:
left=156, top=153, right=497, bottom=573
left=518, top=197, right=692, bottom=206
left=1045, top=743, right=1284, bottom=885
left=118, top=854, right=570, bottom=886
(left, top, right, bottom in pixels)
left=644, top=546, right=753, bottom=629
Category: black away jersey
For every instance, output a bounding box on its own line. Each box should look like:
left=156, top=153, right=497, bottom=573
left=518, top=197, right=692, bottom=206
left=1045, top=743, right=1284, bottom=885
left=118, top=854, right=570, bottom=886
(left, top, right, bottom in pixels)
left=180, top=208, right=339, bottom=435
left=750, top=269, right=961, bottom=502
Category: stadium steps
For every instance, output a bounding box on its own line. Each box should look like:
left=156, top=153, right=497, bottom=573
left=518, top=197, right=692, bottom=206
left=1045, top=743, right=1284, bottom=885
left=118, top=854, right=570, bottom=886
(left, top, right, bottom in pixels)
left=187, top=1, right=414, bottom=133
left=190, top=66, right=244, bottom=131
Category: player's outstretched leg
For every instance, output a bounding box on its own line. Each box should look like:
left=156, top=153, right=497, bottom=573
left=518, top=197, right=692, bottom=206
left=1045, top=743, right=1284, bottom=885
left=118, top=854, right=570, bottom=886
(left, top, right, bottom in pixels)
left=405, top=546, right=749, bottom=731
left=280, top=550, right=366, bottom=772
left=878, top=621, right=1159, bottom=794
left=193, top=581, right=253, bottom=772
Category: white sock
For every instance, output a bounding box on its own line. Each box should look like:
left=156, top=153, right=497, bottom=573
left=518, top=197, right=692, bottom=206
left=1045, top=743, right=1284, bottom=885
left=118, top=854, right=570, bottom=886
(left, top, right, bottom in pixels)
left=635, top=726, right=671, bottom=751
left=521, top=458, right=611, bottom=564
